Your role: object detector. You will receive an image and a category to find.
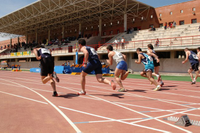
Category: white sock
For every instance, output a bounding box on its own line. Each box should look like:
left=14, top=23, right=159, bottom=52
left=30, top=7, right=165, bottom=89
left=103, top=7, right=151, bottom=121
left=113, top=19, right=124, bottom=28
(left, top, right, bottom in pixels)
left=194, top=78, right=196, bottom=82
left=156, top=74, right=159, bottom=79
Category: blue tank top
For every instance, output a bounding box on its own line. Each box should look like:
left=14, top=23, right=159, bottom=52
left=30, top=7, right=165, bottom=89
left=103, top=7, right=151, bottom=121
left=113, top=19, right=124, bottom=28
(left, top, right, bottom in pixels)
left=188, top=51, right=199, bottom=65
left=85, top=46, right=99, bottom=62
left=38, top=48, right=51, bottom=58
left=140, top=53, right=154, bottom=66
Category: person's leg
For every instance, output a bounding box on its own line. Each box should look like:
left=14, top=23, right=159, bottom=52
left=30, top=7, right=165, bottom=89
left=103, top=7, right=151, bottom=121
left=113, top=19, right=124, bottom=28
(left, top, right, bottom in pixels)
left=41, top=75, right=52, bottom=84
left=80, top=71, right=87, bottom=93
left=140, top=71, right=147, bottom=78
left=96, top=74, right=116, bottom=90
left=146, top=71, right=158, bottom=86
left=154, top=66, right=162, bottom=82
left=188, top=68, right=194, bottom=81
left=121, top=70, right=130, bottom=80
left=114, top=68, right=123, bottom=88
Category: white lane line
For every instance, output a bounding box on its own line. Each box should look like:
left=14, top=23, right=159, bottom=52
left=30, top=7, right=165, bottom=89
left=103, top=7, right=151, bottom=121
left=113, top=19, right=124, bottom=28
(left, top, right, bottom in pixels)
left=0, top=90, right=48, bottom=105
left=59, top=106, right=170, bottom=133
left=132, top=108, right=197, bottom=125
left=0, top=78, right=82, bottom=133
left=87, top=118, right=144, bottom=123
left=87, top=94, right=192, bottom=133
left=0, top=82, right=22, bottom=87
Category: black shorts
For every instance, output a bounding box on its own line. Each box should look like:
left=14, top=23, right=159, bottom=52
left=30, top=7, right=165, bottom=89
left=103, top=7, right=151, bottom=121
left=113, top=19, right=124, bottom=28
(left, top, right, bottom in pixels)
left=40, top=57, right=54, bottom=76
left=153, top=60, right=160, bottom=67
left=83, top=59, right=102, bottom=74
left=191, top=63, right=199, bottom=72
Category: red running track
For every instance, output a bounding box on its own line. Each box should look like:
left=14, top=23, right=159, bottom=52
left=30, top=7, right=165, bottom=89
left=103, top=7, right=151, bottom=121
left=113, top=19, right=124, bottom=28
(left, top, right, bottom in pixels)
left=0, top=71, right=200, bottom=133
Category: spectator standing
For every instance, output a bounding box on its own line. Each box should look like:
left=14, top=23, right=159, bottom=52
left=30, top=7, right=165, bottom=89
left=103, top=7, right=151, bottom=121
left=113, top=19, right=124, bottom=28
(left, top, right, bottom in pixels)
left=173, top=21, right=176, bottom=28
left=155, top=38, right=159, bottom=47
left=164, top=22, right=167, bottom=30
left=121, top=37, right=125, bottom=49
left=114, top=39, right=118, bottom=50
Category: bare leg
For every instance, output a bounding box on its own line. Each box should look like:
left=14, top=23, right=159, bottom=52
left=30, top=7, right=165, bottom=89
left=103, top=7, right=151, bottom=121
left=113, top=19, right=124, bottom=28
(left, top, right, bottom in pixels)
left=41, top=75, right=52, bottom=84
left=81, top=71, right=87, bottom=93
left=114, top=68, right=123, bottom=88
left=121, top=70, right=130, bottom=80
left=96, top=74, right=110, bottom=84
left=194, top=70, right=200, bottom=81
left=154, top=66, right=162, bottom=82
left=188, top=68, right=194, bottom=81
left=96, top=74, right=116, bottom=90
left=50, top=79, right=56, bottom=91
left=140, top=71, right=147, bottom=78
left=146, top=71, right=158, bottom=87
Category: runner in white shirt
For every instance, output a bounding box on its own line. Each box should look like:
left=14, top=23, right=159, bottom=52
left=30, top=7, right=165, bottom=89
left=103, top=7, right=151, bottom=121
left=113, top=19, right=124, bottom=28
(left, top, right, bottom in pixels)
left=106, top=45, right=131, bottom=92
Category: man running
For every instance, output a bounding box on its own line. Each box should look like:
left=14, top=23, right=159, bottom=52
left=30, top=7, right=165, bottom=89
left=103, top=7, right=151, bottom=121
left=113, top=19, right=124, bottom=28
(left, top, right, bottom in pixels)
left=197, top=47, right=200, bottom=71
left=33, top=44, right=59, bottom=96
left=106, top=45, right=130, bottom=92
left=78, top=39, right=116, bottom=95
left=147, top=44, right=164, bottom=86
left=182, top=48, right=200, bottom=84
left=135, top=48, right=161, bottom=91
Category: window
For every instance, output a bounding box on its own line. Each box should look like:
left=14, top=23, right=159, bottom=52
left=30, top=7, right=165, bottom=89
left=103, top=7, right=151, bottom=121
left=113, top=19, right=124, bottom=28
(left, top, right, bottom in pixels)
left=160, top=23, right=163, bottom=27
left=132, top=18, right=135, bottom=22
left=175, top=51, right=185, bottom=58
left=192, top=7, right=196, bottom=11
left=191, top=19, right=197, bottom=24
left=141, top=17, right=144, bottom=20
left=159, top=13, right=162, bottom=17
left=150, top=15, right=153, bottom=19
left=156, top=52, right=170, bottom=58
left=180, top=10, right=183, bottom=13
left=104, top=24, right=106, bottom=27
left=110, top=22, right=112, bottom=26
left=169, top=11, right=173, bottom=15
left=149, top=24, right=154, bottom=28
left=179, top=20, right=184, bottom=25
left=117, top=21, right=120, bottom=24
left=59, top=56, right=74, bottom=61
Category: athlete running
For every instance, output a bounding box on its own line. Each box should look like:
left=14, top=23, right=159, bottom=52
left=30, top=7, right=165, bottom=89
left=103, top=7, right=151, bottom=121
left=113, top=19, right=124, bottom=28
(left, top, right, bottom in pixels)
left=106, top=45, right=130, bottom=92
left=182, top=48, right=200, bottom=84
left=147, top=44, right=164, bottom=86
left=33, top=44, right=59, bottom=96
left=78, top=39, right=116, bottom=95
left=135, top=48, right=161, bottom=91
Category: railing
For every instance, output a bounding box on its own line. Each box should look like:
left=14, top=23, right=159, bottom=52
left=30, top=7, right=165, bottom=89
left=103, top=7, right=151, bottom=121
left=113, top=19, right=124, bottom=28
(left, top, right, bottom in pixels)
left=1, top=34, right=200, bottom=58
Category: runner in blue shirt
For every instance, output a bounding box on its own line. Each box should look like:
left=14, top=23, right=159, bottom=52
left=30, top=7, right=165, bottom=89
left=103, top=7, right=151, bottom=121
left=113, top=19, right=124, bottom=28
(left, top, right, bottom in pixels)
left=182, top=48, right=200, bottom=84
left=135, top=48, right=161, bottom=91
left=78, top=39, right=116, bottom=95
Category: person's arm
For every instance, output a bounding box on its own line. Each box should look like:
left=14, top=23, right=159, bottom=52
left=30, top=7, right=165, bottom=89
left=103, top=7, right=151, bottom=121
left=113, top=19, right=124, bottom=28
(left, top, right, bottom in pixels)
left=81, top=47, right=89, bottom=66
left=122, top=54, right=126, bottom=61
left=198, top=52, right=200, bottom=61
left=135, top=54, right=142, bottom=64
left=106, top=52, right=113, bottom=65
left=33, top=48, right=41, bottom=60
left=148, top=52, right=160, bottom=63
left=182, top=51, right=189, bottom=64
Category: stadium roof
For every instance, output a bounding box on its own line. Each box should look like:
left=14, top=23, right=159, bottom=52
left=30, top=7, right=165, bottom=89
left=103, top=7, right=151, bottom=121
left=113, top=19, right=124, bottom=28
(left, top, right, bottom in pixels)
left=0, top=0, right=152, bottom=36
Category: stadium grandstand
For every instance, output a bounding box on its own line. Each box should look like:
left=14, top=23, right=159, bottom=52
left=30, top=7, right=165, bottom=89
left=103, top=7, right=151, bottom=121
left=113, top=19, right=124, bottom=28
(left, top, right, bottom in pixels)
left=0, top=0, right=200, bottom=73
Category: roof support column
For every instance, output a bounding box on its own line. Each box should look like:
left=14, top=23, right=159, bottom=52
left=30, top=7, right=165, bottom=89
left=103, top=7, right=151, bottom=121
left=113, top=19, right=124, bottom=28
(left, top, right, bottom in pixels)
left=35, top=30, right=38, bottom=43
left=79, top=23, right=82, bottom=33
left=48, top=29, right=50, bottom=42
left=26, top=34, right=28, bottom=44
left=62, top=26, right=65, bottom=38
left=124, top=13, right=127, bottom=32
left=99, top=18, right=102, bottom=36
left=10, top=38, right=12, bottom=47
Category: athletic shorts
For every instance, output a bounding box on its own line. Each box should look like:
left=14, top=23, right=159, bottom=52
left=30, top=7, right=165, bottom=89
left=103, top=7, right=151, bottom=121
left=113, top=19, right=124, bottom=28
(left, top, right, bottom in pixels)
left=144, top=64, right=154, bottom=73
left=116, top=61, right=127, bottom=71
left=83, top=59, right=102, bottom=74
left=153, top=59, right=160, bottom=67
left=40, top=57, right=54, bottom=76
left=191, top=63, right=199, bottom=72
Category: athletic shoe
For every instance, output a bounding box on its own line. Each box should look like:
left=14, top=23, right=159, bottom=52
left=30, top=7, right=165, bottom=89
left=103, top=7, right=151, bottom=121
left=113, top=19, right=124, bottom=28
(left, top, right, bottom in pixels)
left=52, top=72, right=60, bottom=82
left=111, top=80, right=116, bottom=90
left=52, top=91, right=58, bottom=97
left=191, top=81, right=196, bottom=85
left=160, top=82, right=164, bottom=87
left=128, top=68, right=133, bottom=74
left=157, top=75, right=161, bottom=82
left=154, top=85, right=161, bottom=91
left=118, top=88, right=126, bottom=92
left=77, top=91, right=86, bottom=95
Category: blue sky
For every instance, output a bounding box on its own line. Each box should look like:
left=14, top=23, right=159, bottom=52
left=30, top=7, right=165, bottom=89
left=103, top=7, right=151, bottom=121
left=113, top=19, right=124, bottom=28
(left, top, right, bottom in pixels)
left=0, top=0, right=192, bottom=41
